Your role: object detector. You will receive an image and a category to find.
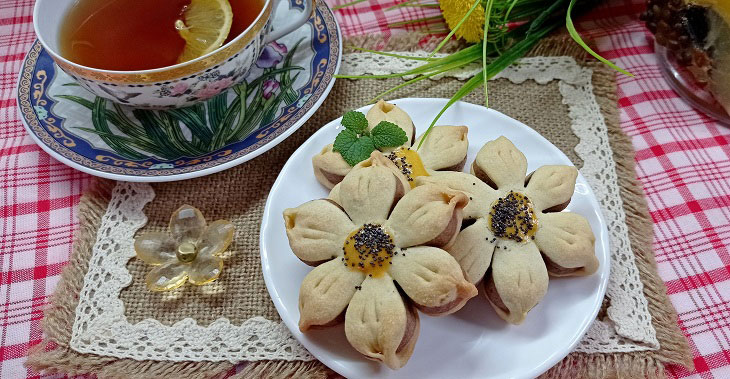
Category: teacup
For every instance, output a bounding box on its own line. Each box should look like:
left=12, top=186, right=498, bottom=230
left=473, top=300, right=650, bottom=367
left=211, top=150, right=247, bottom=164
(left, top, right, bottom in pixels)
left=33, top=0, right=312, bottom=109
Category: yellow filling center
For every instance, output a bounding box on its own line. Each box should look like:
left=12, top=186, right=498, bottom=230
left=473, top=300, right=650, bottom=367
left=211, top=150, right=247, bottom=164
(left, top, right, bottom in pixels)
left=387, top=148, right=429, bottom=188
left=342, top=223, right=395, bottom=277
left=488, top=191, right=538, bottom=243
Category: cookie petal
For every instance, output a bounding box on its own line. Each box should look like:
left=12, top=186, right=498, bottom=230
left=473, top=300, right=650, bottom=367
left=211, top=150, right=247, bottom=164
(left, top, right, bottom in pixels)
left=471, top=136, right=527, bottom=189
left=447, top=218, right=496, bottom=284
left=524, top=165, right=578, bottom=212
left=340, top=158, right=407, bottom=224
left=366, top=100, right=415, bottom=150
left=353, top=150, right=411, bottom=191
left=169, top=205, right=207, bottom=244
left=328, top=182, right=342, bottom=205
left=312, top=143, right=353, bottom=189
left=414, top=125, right=469, bottom=171
left=329, top=148, right=412, bottom=207
left=390, top=246, right=477, bottom=315
left=535, top=212, right=598, bottom=276
left=134, top=232, right=177, bottom=265
left=485, top=240, right=548, bottom=324
left=386, top=185, right=468, bottom=249
left=415, top=171, right=497, bottom=220
left=345, top=275, right=420, bottom=369
left=299, top=259, right=366, bottom=331
left=284, top=200, right=354, bottom=265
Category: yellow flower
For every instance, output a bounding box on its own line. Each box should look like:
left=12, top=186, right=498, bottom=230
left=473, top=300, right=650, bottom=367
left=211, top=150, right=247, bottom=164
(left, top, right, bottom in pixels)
left=440, top=0, right=485, bottom=43
left=134, top=205, right=235, bottom=291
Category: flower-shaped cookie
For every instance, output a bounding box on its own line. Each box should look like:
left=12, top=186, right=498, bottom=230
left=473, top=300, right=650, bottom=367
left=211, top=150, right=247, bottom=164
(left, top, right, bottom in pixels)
left=134, top=205, right=235, bottom=291
left=416, top=136, right=599, bottom=324
left=312, top=100, right=469, bottom=189
left=284, top=151, right=477, bottom=369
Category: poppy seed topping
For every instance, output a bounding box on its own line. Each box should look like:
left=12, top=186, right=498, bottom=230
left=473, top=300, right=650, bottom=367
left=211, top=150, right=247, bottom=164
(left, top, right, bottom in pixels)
left=488, top=191, right=538, bottom=243
left=386, top=148, right=429, bottom=188
left=343, top=224, right=396, bottom=277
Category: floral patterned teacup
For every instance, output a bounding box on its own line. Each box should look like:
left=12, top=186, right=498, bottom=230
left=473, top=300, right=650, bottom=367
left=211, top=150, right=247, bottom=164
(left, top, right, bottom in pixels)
left=32, top=0, right=312, bottom=109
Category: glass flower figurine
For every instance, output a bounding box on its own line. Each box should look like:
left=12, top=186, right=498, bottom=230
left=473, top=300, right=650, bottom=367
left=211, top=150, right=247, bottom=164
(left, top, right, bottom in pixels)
left=134, top=205, right=235, bottom=291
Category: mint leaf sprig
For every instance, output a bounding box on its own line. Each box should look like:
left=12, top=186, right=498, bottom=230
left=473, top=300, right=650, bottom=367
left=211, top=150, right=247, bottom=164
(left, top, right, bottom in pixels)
left=332, top=110, right=408, bottom=166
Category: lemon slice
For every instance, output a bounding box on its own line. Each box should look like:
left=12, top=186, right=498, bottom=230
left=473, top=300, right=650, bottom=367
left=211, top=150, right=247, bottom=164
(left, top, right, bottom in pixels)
left=175, top=0, right=233, bottom=63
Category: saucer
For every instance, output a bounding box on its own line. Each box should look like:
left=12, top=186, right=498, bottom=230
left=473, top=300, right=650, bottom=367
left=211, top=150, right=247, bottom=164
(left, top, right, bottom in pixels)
left=16, top=0, right=341, bottom=182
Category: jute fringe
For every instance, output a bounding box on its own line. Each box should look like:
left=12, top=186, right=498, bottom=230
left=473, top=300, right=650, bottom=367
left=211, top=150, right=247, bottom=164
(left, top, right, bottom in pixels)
left=26, top=33, right=692, bottom=378
left=231, top=360, right=334, bottom=379
left=544, top=353, right=668, bottom=379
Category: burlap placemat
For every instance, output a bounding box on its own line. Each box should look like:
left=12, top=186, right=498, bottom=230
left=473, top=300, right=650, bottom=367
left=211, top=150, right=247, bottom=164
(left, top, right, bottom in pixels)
left=27, top=35, right=692, bottom=379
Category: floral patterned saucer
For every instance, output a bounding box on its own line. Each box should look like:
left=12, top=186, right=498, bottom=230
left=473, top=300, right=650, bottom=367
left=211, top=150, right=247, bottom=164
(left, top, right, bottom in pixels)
left=16, top=0, right=341, bottom=182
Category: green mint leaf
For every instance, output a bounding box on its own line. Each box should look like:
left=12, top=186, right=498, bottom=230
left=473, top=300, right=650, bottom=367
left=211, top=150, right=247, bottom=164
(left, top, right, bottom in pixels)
left=333, top=128, right=359, bottom=156
left=341, top=111, right=368, bottom=133
left=333, top=132, right=376, bottom=167
left=341, top=136, right=375, bottom=166
left=370, top=121, right=408, bottom=149
left=333, top=129, right=376, bottom=166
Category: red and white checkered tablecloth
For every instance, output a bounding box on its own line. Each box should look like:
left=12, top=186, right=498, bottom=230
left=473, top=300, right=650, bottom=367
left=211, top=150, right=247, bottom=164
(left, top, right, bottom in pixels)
left=1, top=0, right=729, bottom=377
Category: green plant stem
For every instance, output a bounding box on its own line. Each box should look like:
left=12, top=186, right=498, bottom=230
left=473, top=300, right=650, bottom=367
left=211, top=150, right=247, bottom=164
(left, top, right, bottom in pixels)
left=385, top=0, right=417, bottom=10
left=337, top=42, right=485, bottom=80
left=385, top=0, right=438, bottom=11
left=417, top=15, right=562, bottom=150
left=405, top=3, right=440, bottom=8
left=347, top=46, right=438, bottom=61
left=388, top=15, right=444, bottom=28
left=566, top=0, right=632, bottom=76
left=360, top=40, right=503, bottom=102
left=370, top=70, right=441, bottom=102
left=423, top=28, right=450, bottom=34
left=502, top=0, right=521, bottom=21
left=483, top=0, right=494, bottom=107
left=337, top=0, right=628, bottom=151
left=527, top=0, right=568, bottom=35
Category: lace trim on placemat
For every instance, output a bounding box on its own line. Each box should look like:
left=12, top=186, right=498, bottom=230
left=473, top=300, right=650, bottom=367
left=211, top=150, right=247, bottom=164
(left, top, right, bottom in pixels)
left=70, top=55, right=659, bottom=363
left=341, top=54, right=660, bottom=353
left=342, top=51, right=587, bottom=84
left=70, top=182, right=313, bottom=362
left=556, top=62, right=660, bottom=352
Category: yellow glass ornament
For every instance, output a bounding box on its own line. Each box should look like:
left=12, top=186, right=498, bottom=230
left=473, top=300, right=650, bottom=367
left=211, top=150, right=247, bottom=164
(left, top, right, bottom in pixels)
left=134, top=205, right=235, bottom=291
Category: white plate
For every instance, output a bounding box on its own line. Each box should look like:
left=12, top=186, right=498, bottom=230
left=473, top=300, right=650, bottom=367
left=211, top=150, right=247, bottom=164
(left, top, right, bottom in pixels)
left=260, top=98, right=610, bottom=379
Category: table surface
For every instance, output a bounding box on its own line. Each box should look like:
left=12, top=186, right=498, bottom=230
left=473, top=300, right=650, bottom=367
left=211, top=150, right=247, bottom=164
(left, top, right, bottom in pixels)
left=1, top=0, right=729, bottom=378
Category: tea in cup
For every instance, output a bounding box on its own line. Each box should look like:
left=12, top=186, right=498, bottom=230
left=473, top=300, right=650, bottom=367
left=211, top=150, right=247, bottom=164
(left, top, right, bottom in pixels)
left=33, top=0, right=312, bottom=108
